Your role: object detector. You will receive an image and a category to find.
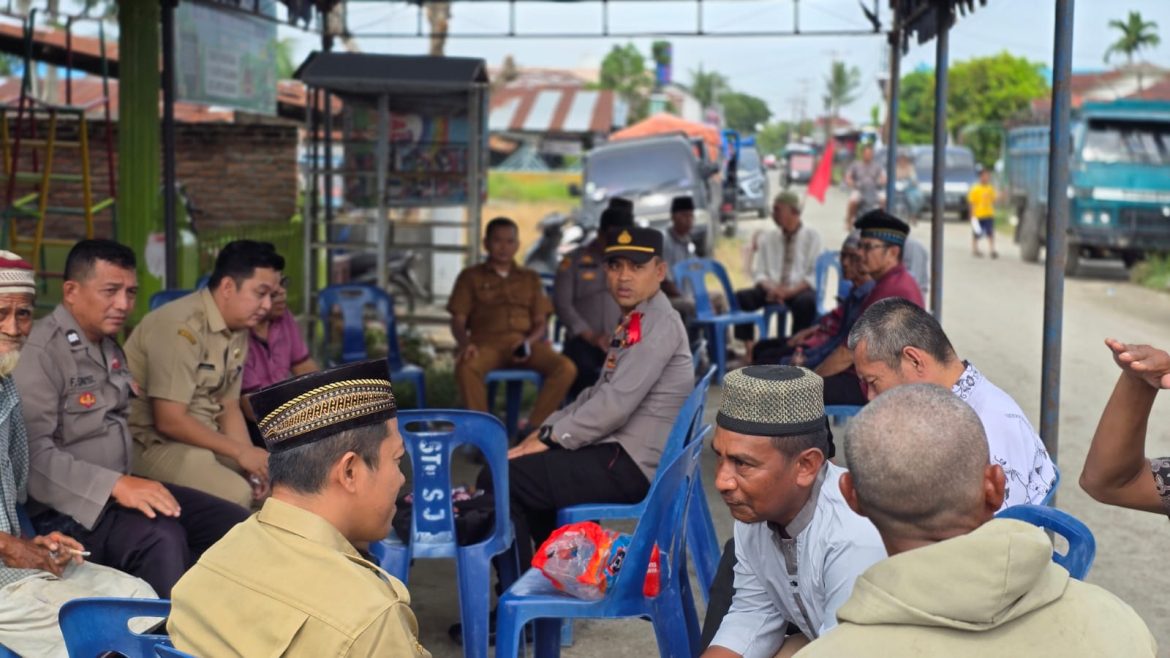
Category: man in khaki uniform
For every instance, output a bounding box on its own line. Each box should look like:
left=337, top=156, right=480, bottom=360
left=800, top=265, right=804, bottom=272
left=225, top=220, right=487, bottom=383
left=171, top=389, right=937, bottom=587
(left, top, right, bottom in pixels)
left=125, top=240, right=282, bottom=508
left=553, top=205, right=633, bottom=399
left=14, top=240, right=248, bottom=597
left=450, top=217, right=575, bottom=433
left=169, top=360, right=429, bottom=658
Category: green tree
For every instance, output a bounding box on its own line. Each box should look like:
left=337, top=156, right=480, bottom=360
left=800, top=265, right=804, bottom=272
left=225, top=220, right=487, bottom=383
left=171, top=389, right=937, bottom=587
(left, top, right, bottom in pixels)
left=756, top=121, right=792, bottom=156
left=719, top=91, right=772, bottom=134
left=598, top=43, right=654, bottom=122
left=1105, top=11, right=1161, bottom=94
left=823, top=60, right=861, bottom=130
left=274, top=37, right=297, bottom=80
left=689, top=65, right=729, bottom=110
left=897, top=52, right=1048, bottom=167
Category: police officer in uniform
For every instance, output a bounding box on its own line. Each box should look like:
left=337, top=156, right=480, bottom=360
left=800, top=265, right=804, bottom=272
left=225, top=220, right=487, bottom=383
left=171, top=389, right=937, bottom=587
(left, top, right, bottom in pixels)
left=169, top=360, right=429, bottom=657
left=124, top=240, right=282, bottom=508
left=13, top=240, right=249, bottom=598
left=493, top=226, right=694, bottom=569
left=449, top=217, right=576, bottom=433
left=553, top=205, right=634, bottom=399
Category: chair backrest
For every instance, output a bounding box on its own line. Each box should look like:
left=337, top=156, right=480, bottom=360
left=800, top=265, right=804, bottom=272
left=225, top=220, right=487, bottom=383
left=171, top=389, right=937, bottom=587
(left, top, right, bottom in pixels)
left=395, top=410, right=512, bottom=554
left=672, top=258, right=739, bottom=320
left=194, top=274, right=210, bottom=289
left=814, top=250, right=852, bottom=317
left=652, top=368, right=714, bottom=492
left=994, top=504, right=1095, bottom=580
left=317, top=284, right=406, bottom=369
left=58, top=597, right=171, bottom=658
left=148, top=289, right=193, bottom=312
left=609, top=439, right=705, bottom=599
left=1040, top=466, right=1061, bottom=507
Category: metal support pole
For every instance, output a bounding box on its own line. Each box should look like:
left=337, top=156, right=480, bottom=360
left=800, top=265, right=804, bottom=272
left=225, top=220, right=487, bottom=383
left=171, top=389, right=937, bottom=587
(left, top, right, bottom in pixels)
left=929, top=5, right=949, bottom=320
left=885, top=27, right=901, bottom=205
left=1040, top=0, right=1075, bottom=462
left=468, top=86, right=484, bottom=264
left=375, top=94, right=390, bottom=289
left=161, top=0, right=178, bottom=289
left=322, top=31, right=334, bottom=286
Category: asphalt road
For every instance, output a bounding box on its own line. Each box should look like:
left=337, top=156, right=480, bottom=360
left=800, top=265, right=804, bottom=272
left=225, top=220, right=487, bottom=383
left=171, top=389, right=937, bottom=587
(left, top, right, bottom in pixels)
left=409, top=176, right=1170, bottom=656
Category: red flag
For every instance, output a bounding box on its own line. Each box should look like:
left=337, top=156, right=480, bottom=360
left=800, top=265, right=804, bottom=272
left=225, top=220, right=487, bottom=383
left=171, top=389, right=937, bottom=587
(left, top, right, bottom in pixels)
left=807, top=139, right=836, bottom=204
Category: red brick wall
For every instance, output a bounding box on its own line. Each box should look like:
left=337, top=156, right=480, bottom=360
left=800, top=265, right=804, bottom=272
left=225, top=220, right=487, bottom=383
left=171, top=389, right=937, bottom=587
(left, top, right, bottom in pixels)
left=3, top=118, right=297, bottom=242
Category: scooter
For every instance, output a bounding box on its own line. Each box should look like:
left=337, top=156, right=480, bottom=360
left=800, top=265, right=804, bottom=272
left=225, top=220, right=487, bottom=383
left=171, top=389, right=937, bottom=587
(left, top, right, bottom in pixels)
left=523, top=211, right=588, bottom=274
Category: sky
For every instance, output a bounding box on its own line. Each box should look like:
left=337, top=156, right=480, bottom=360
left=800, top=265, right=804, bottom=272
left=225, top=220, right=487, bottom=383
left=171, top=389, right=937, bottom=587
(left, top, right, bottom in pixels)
left=277, top=0, right=1170, bottom=125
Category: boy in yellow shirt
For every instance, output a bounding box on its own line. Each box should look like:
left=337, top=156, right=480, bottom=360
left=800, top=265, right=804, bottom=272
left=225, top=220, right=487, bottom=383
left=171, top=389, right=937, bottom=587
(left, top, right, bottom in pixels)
left=968, top=167, right=997, bottom=258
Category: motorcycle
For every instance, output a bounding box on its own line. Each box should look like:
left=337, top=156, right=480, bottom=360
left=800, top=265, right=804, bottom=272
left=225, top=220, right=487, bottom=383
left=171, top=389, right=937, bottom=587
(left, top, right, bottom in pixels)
left=523, top=211, right=588, bottom=274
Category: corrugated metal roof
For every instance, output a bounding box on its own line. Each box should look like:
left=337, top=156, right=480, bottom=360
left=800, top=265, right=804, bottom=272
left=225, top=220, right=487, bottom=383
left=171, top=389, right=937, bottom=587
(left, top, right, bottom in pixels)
left=489, top=85, right=621, bottom=136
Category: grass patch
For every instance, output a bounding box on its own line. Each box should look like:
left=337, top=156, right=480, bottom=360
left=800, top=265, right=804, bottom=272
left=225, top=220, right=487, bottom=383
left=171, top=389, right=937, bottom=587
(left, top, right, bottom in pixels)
left=1131, top=253, right=1170, bottom=292
left=488, top=171, right=582, bottom=203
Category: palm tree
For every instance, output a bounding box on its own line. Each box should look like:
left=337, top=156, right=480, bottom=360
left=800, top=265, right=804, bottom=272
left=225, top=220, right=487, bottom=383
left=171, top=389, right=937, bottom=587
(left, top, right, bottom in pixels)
left=823, top=60, right=861, bottom=140
left=1104, top=11, right=1161, bottom=96
left=689, top=66, right=729, bottom=110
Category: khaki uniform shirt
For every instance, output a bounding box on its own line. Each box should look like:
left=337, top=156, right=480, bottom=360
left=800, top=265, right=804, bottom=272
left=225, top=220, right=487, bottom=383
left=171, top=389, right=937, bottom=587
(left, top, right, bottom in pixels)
left=447, top=262, right=551, bottom=342
left=545, top=290, right=693, bottom=479
left=13, top=305, right=136, bottom=529
left=124, top=288, right=248, bottom=448
left=553, top=240, right=623, bottom=339
left=169, top=498, right=430, bottom=658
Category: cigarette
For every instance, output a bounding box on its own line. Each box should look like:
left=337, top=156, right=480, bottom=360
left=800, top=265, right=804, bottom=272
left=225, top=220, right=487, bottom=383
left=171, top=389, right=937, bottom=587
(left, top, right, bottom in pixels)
left=50, top=548, right=91, bottom=557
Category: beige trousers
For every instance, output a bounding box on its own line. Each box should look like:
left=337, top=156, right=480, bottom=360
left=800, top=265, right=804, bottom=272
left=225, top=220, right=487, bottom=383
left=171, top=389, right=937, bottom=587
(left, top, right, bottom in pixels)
left=134, top=441, right=253, bottom=509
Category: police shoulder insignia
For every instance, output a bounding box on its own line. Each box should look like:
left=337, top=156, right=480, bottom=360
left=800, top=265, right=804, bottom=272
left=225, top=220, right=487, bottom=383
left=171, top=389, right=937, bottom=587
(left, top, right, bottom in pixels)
left=558, top=257, right=572, bottom=272
left=177, top=328, right=197, bottom=345
left=65, top=330, right=81, bottom=346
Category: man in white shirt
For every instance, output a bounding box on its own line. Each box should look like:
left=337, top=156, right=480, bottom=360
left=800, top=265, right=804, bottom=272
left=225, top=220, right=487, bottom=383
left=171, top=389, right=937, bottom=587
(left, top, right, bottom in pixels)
left=733, top=192, right=822, bottom=356
left=703, top=365, right=885, bottom=658
left=848, top=297, right=1057, bottom=506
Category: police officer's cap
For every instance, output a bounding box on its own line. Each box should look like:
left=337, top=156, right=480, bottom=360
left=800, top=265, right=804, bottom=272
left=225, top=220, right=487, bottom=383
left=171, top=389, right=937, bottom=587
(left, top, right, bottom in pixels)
left=604, top=227, right=663, bottom=265
left=855, top=209, right=910, bottom=247
left=599, top=207, right=635, bottom=233
left=247, top=360, right=397, bottom=453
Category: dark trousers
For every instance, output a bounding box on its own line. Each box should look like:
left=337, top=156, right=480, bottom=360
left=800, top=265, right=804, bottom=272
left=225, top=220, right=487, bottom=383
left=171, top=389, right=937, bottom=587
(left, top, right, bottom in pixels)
left=477, top=443, right=650, bottom=571
left=751, top=339, right=797, bottom=365
left=32, top=483, right=251, bottom=597
left=562, top=335, right=607, bottom=401
left=734, top=286, right=818, bottom=341
left=823, top=371, right=867, bottom=406
left=700, top=538, right=738, bottom=650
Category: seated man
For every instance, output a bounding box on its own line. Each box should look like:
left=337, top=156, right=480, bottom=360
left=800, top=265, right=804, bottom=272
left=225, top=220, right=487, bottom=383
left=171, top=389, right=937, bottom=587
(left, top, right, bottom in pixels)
left=496, top=227, right=692, bottom=569
left=1080, top=339, right=1170, bottom=516
left=817, top=210, right=923, bottom=406
left=14, top=240, right=250, bottom=598
left=170, top=360, right=427, bottom=656
left=450, top=217, right=576, bottom=434
left=848, top=297, right=1056, bottom=506
left=660, top=195, right=705, bottom=356
left=125, top=240, right=281, bottom=508
left=0, top=250, right=155, bottom=657
left=702, top=366, right=886, bottom=658
left=555, top=206, right=633, bottom=399
left=802, top=384, right=1155, bottom=656
left=733, top=192, right=822, bottom=355
left=751, top=230, right=873, bottom=367
left=242, top=263, right=318, bottom=445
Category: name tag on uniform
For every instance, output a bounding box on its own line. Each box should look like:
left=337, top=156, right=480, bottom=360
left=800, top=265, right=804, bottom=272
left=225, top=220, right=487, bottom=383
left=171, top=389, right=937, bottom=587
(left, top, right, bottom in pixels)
left=65, top=330, right=81, bottom=347
left=69, top=375, right=96, bottom=388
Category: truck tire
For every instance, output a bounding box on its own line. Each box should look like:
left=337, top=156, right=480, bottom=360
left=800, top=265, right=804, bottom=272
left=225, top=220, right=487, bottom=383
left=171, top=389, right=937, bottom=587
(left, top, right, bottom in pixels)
left=1064, top=242, right=1081, bottom=277
left=1019, top=204, right=1043, bottom=263
left=1122, top=251, right=1143, bottom=270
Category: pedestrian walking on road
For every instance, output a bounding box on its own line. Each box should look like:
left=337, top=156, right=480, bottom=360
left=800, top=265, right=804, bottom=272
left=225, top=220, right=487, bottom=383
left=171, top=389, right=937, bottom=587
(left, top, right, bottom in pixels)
left=968, top=168, right=998, bottom=259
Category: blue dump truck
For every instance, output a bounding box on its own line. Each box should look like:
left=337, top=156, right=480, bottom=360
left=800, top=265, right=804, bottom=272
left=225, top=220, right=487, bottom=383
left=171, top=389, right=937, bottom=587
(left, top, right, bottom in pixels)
left=1006, top=100, right=1170, bottom=275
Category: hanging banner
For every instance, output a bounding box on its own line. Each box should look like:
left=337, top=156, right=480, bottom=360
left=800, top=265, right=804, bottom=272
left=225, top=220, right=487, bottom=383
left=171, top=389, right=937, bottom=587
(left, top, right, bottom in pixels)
left=174, top=3, right=278, bottom=115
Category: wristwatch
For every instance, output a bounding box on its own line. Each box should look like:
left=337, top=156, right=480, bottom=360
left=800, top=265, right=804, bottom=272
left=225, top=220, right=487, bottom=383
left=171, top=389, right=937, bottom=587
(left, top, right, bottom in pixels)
left=538, top=425, right=560, bottom=449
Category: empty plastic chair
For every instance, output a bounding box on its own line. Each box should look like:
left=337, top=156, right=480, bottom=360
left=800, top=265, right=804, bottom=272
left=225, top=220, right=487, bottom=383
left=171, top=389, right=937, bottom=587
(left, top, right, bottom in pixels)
left=317, top=284, right=426, bottom=407
left=148, top=289, right=193, bottom=311
left=672, top=258, right=767, bottom=384
left=367, top=410, right=518, bottom=658
left=58, top=597, right=171, bottom=658
left=994, top=504, right=1095, bottom=580
left=496, top=439, right=706, bottom=658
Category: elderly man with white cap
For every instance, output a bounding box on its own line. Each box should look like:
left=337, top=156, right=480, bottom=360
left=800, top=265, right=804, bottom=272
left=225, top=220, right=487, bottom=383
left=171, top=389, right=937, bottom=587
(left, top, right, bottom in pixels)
left=702, top=365, right=885, bottom=658
left=0, top=250, right=155, bottom=657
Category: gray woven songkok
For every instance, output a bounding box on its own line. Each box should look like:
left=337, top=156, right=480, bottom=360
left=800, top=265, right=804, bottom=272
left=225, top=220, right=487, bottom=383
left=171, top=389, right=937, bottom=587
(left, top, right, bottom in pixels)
left=717, top=365, right=826, bottom=437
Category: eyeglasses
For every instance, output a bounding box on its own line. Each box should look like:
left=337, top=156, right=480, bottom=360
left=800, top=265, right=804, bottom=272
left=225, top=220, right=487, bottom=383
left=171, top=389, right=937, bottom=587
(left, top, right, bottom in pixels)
left=857, top=241, right=890, bottom=252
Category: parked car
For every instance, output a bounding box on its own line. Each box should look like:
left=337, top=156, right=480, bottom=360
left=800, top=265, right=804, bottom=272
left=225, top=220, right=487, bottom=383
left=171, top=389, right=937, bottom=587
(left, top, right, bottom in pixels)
left=763, top=153, right=778, bottom=169
left=913, top=145, right=977, bottom=220
left=736, top=142, right=770, bottom=219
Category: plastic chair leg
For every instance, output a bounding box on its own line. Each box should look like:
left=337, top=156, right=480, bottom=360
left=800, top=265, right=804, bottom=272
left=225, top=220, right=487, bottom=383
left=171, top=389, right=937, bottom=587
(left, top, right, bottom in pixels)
left=495, top=603, right=525, bottom=658
left=711, top=327, right=727, bottom=384
left=560, top=619, right=573, bottom=647
left=455, top=551, right=494, bottom=658
left=687, top=475, right=721, bottom=600
left=651, top=598, right=693, bottom=658
left=535, top=618, right=563, bottom=658
left=505, top=380, right=522, bottom=438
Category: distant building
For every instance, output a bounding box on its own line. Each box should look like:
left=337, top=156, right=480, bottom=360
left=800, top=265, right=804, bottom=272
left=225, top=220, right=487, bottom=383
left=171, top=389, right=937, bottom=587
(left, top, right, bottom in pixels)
left=1030, top=64, right=1170, bottom=116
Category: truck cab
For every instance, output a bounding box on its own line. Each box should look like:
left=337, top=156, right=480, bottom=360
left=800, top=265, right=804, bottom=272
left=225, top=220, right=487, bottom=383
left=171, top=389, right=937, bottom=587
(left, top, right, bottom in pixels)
left=1009, top=100, right=1170, bottom=274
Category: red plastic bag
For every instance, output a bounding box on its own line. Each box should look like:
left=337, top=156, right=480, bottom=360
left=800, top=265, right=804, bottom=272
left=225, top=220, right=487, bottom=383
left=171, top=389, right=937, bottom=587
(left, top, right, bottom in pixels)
left=533, top=521, right=662, bottom=600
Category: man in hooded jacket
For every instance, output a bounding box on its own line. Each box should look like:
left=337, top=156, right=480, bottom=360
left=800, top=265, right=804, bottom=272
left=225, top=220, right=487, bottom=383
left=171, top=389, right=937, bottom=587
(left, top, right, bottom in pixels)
left=797, top=384, right=1155, bottom=657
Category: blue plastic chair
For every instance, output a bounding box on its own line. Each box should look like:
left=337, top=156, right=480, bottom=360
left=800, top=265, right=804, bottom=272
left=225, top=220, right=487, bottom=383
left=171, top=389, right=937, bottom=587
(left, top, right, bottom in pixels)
left=673, top=258, right=767, bottom=384
left=317, top=284, right=426, bottom=407
left=0, top=645, right=16, bottom=657
left=148, top=289, right=193, bottom=311
left=556, top=367, right=719, bottom=598
left=156, top=645, right=196, bottom=658
left=58, top=597, right=172, bottom=658
left=496, top=439, right=706, bottom=658
left=367, top=410, right=518, bottom=658
left=486, top=369, right=543, bottom=438
left=994, top=504, right=1095, bottom=580
left=194, top=274, right=210, bottom=289
left=814, top=250, right=851, bottom=317
left=1040, top=466, right=1061, bottom=507
left=825, top=403, right=863, bottom=425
